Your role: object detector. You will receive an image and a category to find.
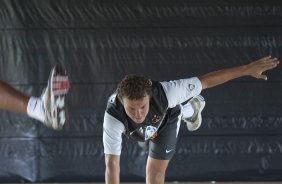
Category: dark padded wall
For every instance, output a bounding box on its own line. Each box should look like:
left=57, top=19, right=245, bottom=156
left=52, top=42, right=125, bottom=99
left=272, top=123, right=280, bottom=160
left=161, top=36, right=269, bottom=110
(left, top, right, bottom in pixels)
left=0, top=0, right=282, bottom=182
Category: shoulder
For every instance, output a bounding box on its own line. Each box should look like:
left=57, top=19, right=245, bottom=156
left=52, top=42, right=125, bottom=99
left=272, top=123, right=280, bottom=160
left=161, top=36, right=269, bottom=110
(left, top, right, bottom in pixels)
left=103, top=112, right=125, bottom=133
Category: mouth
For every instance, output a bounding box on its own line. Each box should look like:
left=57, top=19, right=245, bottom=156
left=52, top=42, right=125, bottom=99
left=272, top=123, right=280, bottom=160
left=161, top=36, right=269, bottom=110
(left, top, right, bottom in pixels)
left=133, top=117, right=144, bottom=123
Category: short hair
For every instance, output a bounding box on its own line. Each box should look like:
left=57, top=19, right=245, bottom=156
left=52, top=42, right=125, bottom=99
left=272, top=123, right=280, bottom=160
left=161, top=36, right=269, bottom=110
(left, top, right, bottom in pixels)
left=117, top=74, right=152, bottom=102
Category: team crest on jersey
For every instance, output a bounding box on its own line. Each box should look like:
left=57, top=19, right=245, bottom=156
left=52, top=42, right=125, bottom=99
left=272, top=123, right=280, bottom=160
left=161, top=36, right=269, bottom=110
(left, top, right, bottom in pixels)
left=189, top=84, right=195, bottom=91
left=145, top=126, right=157, bottom=140
left=150, top=132, right=158, bottom=140
left=151, top=115, right=161, bottom=123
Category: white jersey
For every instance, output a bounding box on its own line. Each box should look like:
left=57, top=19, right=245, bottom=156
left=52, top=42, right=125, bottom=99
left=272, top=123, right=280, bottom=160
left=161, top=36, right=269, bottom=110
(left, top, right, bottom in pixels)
left=103, top=77, right=202, bottom=155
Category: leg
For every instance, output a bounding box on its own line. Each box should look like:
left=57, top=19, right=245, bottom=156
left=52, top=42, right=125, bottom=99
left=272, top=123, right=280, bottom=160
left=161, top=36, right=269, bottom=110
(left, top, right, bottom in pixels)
left=146, top=106, right=182, bottom=184
left=146, top=157, right=169, bottom=184
left=0, top=81, right=29, bottom=114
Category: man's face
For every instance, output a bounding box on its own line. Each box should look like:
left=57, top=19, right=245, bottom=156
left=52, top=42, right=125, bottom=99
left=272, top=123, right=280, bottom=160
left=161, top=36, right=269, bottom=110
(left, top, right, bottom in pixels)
left=122, top=95, right=150, bottom=124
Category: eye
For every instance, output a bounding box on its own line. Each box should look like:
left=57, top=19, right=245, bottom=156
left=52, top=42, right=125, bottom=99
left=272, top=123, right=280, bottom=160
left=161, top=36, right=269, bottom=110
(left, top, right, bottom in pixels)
left=129, top=107, right=135, bottom=111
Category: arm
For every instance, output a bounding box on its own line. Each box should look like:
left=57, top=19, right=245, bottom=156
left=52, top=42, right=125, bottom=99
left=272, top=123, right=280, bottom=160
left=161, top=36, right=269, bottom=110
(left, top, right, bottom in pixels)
left=103, top=112, right=125, bottom=184
left=105, top=154, right=120, bottom=184
left=199, top=56, right=279, bottom=90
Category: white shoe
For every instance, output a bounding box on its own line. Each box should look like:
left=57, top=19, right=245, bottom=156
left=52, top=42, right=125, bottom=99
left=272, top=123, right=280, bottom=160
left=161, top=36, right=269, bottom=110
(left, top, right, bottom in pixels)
left=41, top=65, right=70, bottom=130
left=182, top=95, right=205, bottom=131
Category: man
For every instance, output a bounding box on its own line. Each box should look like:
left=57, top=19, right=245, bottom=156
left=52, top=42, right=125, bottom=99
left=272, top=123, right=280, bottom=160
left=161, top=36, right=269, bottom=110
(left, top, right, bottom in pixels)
left=0, top=65, right=69, bottom=130
left=103, top=56, right=279, bottom=184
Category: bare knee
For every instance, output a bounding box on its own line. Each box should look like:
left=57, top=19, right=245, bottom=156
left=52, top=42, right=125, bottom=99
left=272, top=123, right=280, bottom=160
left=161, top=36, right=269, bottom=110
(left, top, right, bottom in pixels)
left=146, top=171, right=165, bottom=184
left=146, top=157, right=169, bottom=184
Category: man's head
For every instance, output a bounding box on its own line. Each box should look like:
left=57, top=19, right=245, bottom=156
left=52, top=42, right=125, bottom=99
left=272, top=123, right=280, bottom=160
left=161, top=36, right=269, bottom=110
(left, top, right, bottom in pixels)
left=117, top=74, right=152, bottom=123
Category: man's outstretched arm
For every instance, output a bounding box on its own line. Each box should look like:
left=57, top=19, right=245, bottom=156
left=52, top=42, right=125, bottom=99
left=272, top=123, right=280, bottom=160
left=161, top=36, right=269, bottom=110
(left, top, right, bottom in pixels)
left=199, top=56, right=279, bottom=90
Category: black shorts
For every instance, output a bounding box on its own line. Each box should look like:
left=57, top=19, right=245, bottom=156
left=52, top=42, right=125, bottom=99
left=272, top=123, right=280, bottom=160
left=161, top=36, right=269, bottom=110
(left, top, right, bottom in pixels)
left=148, top=106, right=182, bottom=160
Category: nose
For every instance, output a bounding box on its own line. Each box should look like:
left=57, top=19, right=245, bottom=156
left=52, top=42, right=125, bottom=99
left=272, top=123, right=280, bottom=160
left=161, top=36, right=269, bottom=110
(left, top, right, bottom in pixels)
left=134, top=109, right=143, bottom=118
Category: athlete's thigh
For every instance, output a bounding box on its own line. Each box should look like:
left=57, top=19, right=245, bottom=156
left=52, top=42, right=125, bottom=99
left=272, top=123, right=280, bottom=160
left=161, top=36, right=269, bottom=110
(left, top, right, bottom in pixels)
left=148, top=112, right=181, bottom=160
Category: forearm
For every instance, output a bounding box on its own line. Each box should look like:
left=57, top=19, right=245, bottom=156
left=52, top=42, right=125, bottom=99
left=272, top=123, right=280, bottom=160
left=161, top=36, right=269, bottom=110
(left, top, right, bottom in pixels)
left=199, top=56, right=279, bottom=90
left=105, top=154, right=120, bottom=184
left=106, top=167, right=119, bottom=184
left=199, top=65, right=248, bottom=90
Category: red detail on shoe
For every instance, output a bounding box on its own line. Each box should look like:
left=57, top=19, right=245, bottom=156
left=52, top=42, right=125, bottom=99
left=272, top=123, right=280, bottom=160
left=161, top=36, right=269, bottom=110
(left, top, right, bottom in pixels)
left=52, top=76, right=69, bottom=94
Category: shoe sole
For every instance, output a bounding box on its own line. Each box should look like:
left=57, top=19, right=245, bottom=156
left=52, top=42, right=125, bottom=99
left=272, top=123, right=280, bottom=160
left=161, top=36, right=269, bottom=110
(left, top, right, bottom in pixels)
left=50, top=65, right=70, bottom=129
left=186, top=95, right=205, bottom=131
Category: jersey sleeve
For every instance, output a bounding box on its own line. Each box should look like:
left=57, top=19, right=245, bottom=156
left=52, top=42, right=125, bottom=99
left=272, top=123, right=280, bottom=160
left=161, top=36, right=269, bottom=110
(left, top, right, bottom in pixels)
left=160, top=77, right=202, bottom=108
left=103, top=112, right=125, bottom=155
